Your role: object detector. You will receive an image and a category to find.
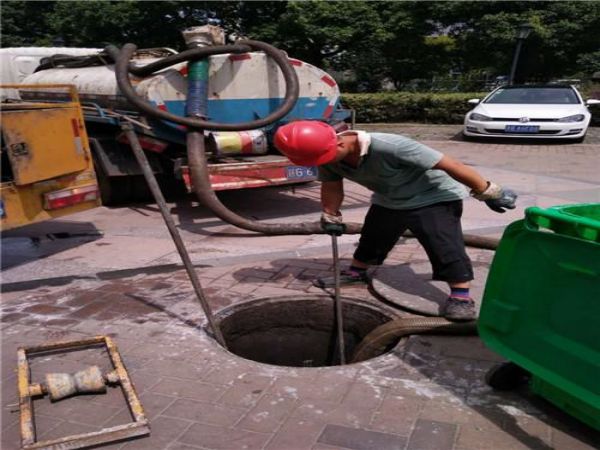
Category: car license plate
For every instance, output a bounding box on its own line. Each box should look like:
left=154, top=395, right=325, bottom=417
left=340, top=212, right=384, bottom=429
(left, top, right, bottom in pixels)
left=286, top=166, right=317, bottom=179
left=505, top=125, right=539, bottom=133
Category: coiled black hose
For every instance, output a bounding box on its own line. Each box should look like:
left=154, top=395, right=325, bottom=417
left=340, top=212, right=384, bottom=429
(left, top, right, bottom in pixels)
left=108, top=40, right=299, bottom=131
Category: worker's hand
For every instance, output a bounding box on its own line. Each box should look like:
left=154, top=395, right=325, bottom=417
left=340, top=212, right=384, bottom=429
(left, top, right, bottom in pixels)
left=471, top=182, right=518, bottom=213
left=321, top=211, right=346, bottom=236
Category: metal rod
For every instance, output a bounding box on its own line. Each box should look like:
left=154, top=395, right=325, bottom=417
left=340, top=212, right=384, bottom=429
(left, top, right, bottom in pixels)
left=331, top=234, right=346, bottom=365
left=120, top=123, right=227, bottom=348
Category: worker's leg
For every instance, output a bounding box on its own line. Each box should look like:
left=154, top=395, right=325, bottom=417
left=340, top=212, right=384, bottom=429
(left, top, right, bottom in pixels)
left=314, top=204, right=407, bottom=287
left=353, top=203, right=408, bottom=266
left=405, top=200, right=476, bottom=320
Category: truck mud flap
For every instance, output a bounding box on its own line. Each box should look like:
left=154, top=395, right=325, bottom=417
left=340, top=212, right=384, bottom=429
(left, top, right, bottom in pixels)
left=89, top=137, right=163, bottom=177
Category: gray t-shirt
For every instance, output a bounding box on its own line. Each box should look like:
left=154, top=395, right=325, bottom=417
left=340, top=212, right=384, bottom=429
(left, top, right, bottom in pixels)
left=318, top=133, right=467, bottom=209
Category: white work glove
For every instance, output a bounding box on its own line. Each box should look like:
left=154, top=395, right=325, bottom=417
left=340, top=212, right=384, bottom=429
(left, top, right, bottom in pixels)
left=471, top=182, right=518, bottom=213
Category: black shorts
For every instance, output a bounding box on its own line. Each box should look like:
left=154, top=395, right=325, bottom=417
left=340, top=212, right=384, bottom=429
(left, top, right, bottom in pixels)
left=354, top=201, right=473, bottom=283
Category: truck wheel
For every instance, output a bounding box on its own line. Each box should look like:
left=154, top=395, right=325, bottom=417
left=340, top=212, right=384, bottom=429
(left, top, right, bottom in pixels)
left=485, top=362, right=530, bottom=391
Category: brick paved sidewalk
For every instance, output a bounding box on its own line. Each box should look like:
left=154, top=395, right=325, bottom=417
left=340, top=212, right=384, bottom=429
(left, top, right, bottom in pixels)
left=2, top=242, right=598, bottom=450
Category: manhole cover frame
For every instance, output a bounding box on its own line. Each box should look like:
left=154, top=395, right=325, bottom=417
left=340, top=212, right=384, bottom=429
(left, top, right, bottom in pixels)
left=214, top=294, right=402, bottom=367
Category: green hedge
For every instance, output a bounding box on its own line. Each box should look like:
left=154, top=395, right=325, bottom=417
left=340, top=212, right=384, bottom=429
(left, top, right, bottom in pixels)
left=341, top=92, right=600, bottom=125
left=341, top=92, right=485, bottom=124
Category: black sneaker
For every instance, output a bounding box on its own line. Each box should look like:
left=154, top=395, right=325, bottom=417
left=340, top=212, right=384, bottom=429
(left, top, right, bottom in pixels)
left=313, top=269, right=369, bottom=288
left=443, top=297, right=477, bottom=321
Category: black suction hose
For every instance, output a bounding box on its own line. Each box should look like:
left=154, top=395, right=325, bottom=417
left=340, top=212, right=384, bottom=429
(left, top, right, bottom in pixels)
left=350, top=317, right=478, bottom=363
left=187, top=130, right=499, bottom=246
left=187, top=130, right=332, bottom=234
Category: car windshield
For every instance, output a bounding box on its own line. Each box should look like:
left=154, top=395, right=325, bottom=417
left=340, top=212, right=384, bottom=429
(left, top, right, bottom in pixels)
left=484, top=87, right=580, bottom=104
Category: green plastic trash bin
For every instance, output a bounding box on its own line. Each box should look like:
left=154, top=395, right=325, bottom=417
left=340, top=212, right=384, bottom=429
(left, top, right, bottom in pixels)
left=479, top=203, right=600, bottom=430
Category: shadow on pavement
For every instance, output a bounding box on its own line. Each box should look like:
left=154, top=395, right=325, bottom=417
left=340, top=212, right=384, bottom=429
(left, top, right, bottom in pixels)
left=1, top=221, right=102, bottom=271
left=172, top=184, right=324, bottom=237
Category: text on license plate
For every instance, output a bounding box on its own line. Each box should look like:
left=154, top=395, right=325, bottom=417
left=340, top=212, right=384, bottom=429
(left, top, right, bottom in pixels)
left=505, top=125, right=539, bottom=133
left=286, top=166, right=317, bottom=179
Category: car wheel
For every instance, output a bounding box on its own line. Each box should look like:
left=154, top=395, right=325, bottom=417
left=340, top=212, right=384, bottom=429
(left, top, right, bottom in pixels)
left=571, top=135, right=586, bottom=144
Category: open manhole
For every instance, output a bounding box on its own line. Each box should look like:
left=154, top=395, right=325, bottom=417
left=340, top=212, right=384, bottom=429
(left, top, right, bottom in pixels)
left=215, top=295, right=399, bottom=367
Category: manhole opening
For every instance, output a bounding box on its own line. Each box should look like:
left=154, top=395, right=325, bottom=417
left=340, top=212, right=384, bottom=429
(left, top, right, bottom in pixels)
left=216, top=296, right=396, bottom=367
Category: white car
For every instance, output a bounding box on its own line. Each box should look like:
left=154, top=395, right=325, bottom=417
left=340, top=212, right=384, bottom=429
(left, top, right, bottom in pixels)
left=463, top=84, right=600, bottom=142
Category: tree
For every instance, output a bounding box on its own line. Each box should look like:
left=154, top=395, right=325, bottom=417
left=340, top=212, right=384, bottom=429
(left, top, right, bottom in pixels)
left=430, top=1, right=600, bottom=80
left=46, top=1, right=188, bottom=48
left=1, top=1, right=57, bottom=46
left=5, top=1, right=246, bottom=50
left=377, top=2, right=444, bottom=88
left=243, top=1, right=389, bottom=71
left=2, top=1, right=598, bottom=89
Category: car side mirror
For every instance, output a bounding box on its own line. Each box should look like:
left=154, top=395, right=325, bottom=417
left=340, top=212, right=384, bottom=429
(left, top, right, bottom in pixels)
left=468, top=99, right=480, bottom=104
left=586, top=99, right=600, bottom=105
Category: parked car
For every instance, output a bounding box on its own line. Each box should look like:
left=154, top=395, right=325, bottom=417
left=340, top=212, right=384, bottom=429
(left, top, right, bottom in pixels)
left=463, top=84, right=600, bottom=143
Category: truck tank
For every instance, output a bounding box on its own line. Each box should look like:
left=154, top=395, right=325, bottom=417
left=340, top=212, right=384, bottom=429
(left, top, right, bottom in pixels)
left=0, top=47, right=102, bottom=100
left=22, top=51, right=347, bottom=127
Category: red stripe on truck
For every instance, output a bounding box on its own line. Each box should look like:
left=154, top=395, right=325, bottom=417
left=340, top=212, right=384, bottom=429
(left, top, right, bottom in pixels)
left=320, top=75, right=336, bottom=87
left=229, top=54, right=251, bottom=61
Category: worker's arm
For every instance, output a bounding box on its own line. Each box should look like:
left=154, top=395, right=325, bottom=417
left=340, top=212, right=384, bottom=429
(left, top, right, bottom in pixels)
left=433, top=155, right=488, bottom=193
left=321, top=180, right=344, bottom=215
left=433, top=154, right=518, bottom=213
left=320, top=180, right=345, bottom=234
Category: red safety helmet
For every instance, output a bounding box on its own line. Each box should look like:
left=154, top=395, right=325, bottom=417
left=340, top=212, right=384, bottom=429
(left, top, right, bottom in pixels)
left=273, top=121, right=338, bottom=166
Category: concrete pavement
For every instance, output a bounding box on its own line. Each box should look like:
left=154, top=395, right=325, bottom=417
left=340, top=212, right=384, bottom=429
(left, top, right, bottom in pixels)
left=2, top=127, right=599, bottom=449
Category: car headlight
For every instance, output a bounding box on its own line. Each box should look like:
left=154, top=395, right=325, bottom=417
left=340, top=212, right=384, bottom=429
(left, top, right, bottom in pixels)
left=557, top=114, right=585, bottom=122
left=469, top=112, right=492, bottom=121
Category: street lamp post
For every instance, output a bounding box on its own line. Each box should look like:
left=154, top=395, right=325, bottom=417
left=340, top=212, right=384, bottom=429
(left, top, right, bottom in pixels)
left=508, top=23, right=533, bottom=85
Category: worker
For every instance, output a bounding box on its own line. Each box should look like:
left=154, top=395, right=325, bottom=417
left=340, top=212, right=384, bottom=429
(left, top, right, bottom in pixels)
left=274, top=121, right=517, bottom=321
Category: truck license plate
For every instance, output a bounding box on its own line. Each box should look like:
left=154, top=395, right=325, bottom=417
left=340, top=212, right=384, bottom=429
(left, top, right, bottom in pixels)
left=505, top=125, right=539, bottom=133
left=286, top=166, right=317, bottom=179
